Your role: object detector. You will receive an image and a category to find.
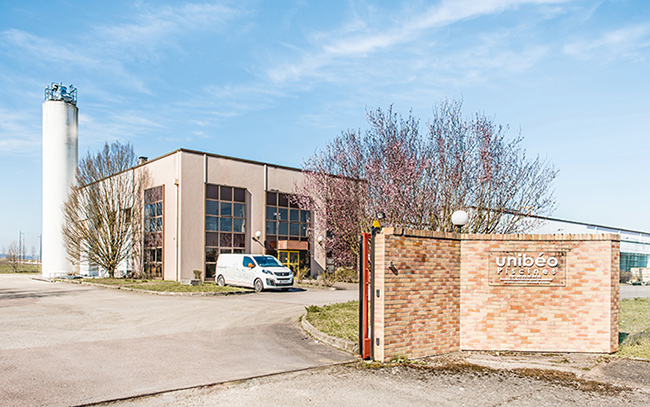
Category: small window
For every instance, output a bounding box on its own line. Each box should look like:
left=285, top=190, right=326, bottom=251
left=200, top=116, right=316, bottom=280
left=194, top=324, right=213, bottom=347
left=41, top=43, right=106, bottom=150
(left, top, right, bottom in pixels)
left=220, top=186, right=232, bottom=201
left=221, top=202, right=232, bottom=217
left=243, top=256, right=254, bottom=268
left=278, top=194, right=289, bottom=207
left=206, top=201, right=219, bottom=216
left=205, top=248, right=217, bottom=263
left=220, top=233, right=232, bottom=247
left=206, top=216, right=218, bottom=231
left=266, top=191, right=277, bottom=205
left=233, top=233, right=246, bottom=248
left=234, top=188, right=246, bottom=203
left=233, top=218, right=245, bottom=233
left=220, top=217, right=232, bottom=232
left=206, top=232, right=218, bottom=247
left=205, top=263, right=216, bottom=278
left=233, top=203, right=245, bottom=218
left=207, top=185, right=219, bottom=200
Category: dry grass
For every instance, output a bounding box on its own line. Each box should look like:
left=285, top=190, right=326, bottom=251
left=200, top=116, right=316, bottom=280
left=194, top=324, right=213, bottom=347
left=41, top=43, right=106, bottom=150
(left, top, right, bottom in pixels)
left=618, top=298, right=650, bottom=358
left=79, top=278, right=246, bottom=293
left=0, top=260, right=41, bottom=274
left=125, top=281, right=246, bottom=293
left=305, top=300, right=358, bottom=342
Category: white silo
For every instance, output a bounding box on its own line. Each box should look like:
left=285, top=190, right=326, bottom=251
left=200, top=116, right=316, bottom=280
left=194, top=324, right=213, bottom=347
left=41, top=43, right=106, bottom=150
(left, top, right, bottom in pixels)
left=42, top=83, right=78, bottom=278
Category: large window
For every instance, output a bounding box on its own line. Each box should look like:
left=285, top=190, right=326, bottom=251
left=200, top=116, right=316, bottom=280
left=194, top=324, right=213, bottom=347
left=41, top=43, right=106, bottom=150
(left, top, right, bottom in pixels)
left=143, top=186, right=163, bottom=278
left=205, top=185, right=247, bottom=279
left=265, top=192, right=310, bottom=243
left=621, top=252, right=650, bottom=272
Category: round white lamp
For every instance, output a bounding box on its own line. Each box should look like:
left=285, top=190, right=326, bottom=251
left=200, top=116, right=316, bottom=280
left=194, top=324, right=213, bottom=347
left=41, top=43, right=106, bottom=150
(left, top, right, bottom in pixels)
left=254, top=230, right=262, bottom=239
left=451, top=210, right=469, bottom=233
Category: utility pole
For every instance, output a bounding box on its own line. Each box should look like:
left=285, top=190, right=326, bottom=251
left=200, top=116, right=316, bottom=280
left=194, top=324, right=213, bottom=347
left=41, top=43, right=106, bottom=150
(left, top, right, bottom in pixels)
left=19, top=231, right=24, bottom=262
left=39, top=234, right=42, bottom=263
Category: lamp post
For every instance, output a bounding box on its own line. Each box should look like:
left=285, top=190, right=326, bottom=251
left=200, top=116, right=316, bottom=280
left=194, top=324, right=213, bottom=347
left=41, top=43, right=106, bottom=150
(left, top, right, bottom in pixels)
left=252, top=230, right=265, bottom=250
left=451, top=210, right=469, bottom=233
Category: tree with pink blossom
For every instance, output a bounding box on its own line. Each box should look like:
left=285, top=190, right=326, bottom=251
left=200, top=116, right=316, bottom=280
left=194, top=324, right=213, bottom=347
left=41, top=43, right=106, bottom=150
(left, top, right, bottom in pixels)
left=295, top=99, right=557, bottom=269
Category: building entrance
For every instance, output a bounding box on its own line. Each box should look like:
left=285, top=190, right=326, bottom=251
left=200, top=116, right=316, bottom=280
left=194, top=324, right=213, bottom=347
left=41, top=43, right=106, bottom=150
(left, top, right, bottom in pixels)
left=278, top=250, right=300, bottom=272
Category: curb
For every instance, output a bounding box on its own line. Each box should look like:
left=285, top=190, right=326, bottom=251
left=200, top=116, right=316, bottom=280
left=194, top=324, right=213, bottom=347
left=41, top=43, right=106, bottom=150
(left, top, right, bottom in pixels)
left=50, top=278, right=253, bottom=296
left=301, top=314, right=359, bottom=354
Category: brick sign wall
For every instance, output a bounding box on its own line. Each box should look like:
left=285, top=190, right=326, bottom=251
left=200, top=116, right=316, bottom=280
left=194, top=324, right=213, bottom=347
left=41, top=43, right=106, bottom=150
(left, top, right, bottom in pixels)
left=372, top=228, right=620, bottom=361
left=373, top=230, right=461, bottom=361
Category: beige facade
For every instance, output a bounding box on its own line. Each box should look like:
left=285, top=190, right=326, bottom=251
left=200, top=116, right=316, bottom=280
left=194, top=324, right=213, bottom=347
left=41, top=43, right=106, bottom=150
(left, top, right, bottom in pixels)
left=134, top=149, right=325, bottom=281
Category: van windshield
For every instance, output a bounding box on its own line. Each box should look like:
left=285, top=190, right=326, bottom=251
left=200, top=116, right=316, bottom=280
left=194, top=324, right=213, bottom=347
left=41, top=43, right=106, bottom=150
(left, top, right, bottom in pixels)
left=253, top=256, right=283, bottom=267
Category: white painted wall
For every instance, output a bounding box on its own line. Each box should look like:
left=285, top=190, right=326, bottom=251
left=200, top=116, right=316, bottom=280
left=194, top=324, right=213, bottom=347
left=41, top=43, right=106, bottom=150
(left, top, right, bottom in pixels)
left=42, top=100, right=78, bottom=278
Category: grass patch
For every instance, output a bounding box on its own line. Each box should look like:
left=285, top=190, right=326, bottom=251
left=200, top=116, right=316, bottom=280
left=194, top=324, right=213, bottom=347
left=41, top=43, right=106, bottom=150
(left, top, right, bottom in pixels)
left=0, top=261, right=41, bottom=274
left=80, top=278, right=247, bottom=293
left=618, top=298, right=650, bottom=358
left=81, top=278, right=148, bottom=286
left=619, top=298, right=650, bottom=335
left=305, top=300, right=358, bottom=342
left=125, top=282, right=245, bottom=293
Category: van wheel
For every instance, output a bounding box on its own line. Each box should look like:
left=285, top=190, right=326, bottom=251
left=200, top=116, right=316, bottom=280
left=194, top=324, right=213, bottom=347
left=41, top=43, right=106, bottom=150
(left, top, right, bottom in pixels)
left=217, top=275, right=225, bottom=286
left=254, top=278, right=263, bottom=293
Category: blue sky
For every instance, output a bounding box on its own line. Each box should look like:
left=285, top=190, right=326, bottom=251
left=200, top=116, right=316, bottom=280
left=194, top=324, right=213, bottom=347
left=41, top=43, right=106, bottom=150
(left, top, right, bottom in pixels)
left=1, top=0, right=649, bottom=253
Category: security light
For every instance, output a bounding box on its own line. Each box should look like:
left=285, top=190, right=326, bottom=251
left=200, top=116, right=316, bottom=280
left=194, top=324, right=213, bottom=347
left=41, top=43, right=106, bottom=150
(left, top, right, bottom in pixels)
left=451, top=210, right=469, bottom=233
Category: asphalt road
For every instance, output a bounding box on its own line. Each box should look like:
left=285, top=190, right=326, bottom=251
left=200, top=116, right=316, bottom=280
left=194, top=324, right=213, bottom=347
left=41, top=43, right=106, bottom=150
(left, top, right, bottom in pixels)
left=0, top=275, right=356, bottom=407
left=621, top=284, right=650, bottom=299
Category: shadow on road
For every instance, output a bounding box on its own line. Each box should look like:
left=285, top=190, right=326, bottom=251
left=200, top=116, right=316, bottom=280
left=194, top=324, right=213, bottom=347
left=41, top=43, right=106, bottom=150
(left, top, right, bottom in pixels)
left=0, top=288, right=81, bottom=301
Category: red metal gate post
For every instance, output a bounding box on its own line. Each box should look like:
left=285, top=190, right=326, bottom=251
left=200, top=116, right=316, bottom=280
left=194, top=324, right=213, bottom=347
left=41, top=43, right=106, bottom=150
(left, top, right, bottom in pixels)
left=359, top=233, right=372, bottom=359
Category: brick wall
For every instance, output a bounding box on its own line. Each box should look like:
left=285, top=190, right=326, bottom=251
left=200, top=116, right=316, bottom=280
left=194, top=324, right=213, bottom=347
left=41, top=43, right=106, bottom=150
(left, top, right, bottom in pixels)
left=373, top=229, right=619, bottom=361
left=373, top=228, right=461, bottom=360
left=461, top=234, right=619, bottom=354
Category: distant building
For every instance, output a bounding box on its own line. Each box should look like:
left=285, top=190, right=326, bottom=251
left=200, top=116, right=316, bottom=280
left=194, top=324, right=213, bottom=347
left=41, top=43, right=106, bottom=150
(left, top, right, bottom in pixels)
left=530, top=216, right=650, bottom=272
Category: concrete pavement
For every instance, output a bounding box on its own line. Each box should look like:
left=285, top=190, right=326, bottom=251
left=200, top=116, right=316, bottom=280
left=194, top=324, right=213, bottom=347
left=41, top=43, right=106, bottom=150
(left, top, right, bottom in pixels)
left=0, top=275, right=356, bottom=406
left=621, top=284, right=650, bottom=299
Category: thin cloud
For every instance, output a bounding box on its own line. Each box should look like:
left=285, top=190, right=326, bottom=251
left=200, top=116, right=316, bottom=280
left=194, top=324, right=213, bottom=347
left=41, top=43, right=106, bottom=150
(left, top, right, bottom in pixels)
left=0, top=108, right=41, bottom=155
left=92, top=3, right=245, bottom=57
left=267, top=0, right=569, bottom=83
left=564, top=24, right=650, bottom=60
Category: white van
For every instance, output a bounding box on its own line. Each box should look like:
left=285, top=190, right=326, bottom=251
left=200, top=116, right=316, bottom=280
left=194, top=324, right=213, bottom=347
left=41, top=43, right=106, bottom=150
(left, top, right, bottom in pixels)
left=216, top=254, right=294, bottom=292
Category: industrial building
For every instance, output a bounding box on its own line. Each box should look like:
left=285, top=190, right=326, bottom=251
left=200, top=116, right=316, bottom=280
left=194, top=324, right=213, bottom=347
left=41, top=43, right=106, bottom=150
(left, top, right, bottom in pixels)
left=530, top=216, right=650, bottom=273
left=83, top=149, right=326, bottom=280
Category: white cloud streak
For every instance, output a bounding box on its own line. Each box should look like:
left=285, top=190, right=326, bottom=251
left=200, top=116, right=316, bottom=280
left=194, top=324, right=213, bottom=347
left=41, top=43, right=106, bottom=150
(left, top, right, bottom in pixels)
left=268, top=0, right=569, bottom=83
left=564, top=24, right=650, bottom=61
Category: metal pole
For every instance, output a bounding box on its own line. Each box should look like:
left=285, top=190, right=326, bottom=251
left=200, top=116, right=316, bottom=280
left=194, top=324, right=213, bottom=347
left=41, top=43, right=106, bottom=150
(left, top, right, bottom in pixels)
left=359, top=233, right=371, bottom=359
left=370, top=229, right=376, bottom=360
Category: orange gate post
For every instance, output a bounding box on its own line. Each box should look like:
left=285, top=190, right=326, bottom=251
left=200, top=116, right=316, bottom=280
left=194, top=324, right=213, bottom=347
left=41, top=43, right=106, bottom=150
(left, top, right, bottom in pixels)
left=359, top=233, right=372, bottom=359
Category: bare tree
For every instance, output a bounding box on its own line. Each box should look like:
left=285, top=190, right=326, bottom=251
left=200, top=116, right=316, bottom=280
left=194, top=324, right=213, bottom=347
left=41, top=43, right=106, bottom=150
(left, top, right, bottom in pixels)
left=296, top=99, right=558, bottom=266
left=7, top=241, right=20, bottom=273
left=62, top=142, right=148, bottom=278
